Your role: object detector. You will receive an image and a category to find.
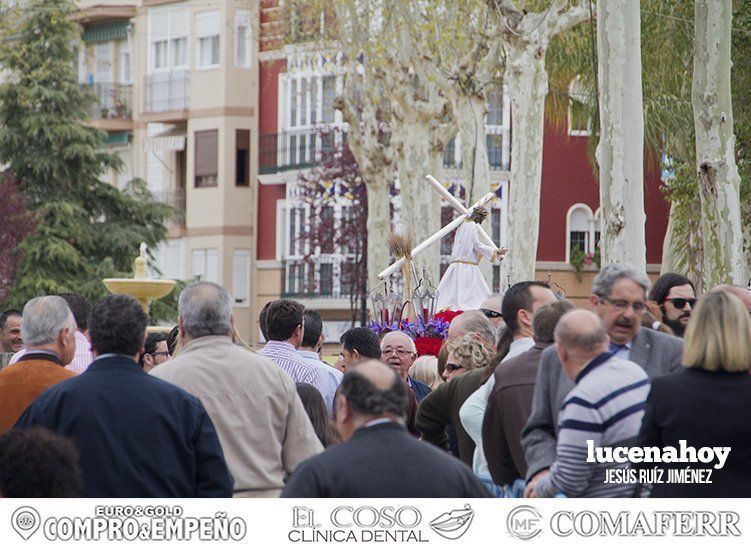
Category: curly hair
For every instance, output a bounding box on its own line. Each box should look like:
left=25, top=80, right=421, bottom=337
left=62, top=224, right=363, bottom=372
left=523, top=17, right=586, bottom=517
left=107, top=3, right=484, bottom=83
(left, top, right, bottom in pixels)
left=446, top=333, right=491, bottom=370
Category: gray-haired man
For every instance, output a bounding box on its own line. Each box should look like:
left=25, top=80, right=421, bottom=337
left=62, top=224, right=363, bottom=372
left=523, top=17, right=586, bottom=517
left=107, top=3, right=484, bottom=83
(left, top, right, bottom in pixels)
left=521, top=264, right=683, bottom=493
left=151, top=281, right=323, bottom=497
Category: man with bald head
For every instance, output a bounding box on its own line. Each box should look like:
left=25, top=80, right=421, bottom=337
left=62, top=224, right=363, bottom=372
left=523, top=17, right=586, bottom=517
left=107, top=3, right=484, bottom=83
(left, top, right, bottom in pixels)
left=479, top=295, right=504, bottom=328
left=282, top=361, right=490, bottom=498
left=380, top=331, right=431, bottom=402
left=447, top=310, right=497, bottom=352
left=525, top=310, right=649, bottom=498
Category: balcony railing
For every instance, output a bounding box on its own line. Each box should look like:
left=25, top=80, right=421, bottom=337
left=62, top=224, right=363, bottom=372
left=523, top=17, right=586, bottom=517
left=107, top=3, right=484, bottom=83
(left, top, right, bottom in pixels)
left=151, top=188, right=186, bottom=226
left=144, top=70, right=189, bottom=113
left=84, top=82, right=133, bottom=120
left=259, top=127, right=346, bottom=175
left=282, top=255, right=363, bottom=299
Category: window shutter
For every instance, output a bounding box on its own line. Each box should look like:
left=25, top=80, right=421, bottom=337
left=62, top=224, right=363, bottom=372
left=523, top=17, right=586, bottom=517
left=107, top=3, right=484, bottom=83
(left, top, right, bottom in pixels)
left=233, top=250, right=250, bottom=304
left=194, top=130, right=218, bottom=177
left=196, top=10, right=220, bottom=37
left=236, top=129, right=250, bottom=150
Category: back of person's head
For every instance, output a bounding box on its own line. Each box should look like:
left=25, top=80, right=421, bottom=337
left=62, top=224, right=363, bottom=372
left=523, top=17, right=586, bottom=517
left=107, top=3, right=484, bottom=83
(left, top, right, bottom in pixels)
left=408, top=355, right=441, bottom=390
left=449, top=310, right=496, bottom=350
left=436, top=343, right=449, bottom=377
left=339, top=361, right=408, bottom=419
left=258, top=301, right=273, bottom=342
left=533, top=300, right=575, bottom=343
left=265, top=299, right=304, bottom=342
left=683, top=291, right=751, bottom=372
left=0, top=428, right=82, bottom=497
left=340, top=327, right=381, bottom=359
left=554, top=309, right=608, bottom=354
left=301, top=310, right=323, bottom=348
left=649, top=273, right=695, bottom=304
left=21, top=296, right=76, bottom=348
left=139, top=332, right=168, bottom=367
left=502, top=281, right=551, bottom=336
left=591, top=264, right=650, bottom=298
left=710, top=284, right=751, bottom=312
left=446, top=333, right=491, bottom=371
left=295, top=383, right=340, bottom=448
left=89, top=295, right=147, bottom=357
left=0, top=309, right=21, bottom=331
left=57, top=293, right=92, bottom=332
left=179, top=282, right=232, bottom=338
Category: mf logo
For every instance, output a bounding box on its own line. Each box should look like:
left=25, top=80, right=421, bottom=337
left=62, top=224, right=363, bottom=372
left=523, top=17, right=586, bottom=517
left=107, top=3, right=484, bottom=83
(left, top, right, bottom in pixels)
left=506, top=505, right=543, bottom=540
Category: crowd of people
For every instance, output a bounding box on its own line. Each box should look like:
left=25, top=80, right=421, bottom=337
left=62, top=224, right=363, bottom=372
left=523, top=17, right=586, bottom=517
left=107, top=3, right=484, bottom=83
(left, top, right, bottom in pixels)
left=0, top=264, right=750, bottom=498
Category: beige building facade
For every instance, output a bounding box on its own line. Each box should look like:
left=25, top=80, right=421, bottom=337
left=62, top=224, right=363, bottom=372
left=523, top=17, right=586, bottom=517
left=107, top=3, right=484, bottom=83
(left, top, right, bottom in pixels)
left=74, top=0, right=258, bottom=340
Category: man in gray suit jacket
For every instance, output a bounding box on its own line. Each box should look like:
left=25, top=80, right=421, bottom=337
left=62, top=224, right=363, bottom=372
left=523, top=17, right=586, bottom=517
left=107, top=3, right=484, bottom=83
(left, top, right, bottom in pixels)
left=521, top=264, right=683, bottom=492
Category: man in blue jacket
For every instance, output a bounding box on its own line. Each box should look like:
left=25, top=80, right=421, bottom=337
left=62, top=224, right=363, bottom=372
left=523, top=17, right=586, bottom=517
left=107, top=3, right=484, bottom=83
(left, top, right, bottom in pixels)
left=15, top=294, right=233, bottom=498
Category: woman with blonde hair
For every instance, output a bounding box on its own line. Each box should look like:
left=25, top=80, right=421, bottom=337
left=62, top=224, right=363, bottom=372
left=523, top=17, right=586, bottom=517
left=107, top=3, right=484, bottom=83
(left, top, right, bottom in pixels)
left=408, top=355, right=442, bottom=390
left=442, top=333, right=491, bottom=382
left=638, top=290, right=751, bottom=497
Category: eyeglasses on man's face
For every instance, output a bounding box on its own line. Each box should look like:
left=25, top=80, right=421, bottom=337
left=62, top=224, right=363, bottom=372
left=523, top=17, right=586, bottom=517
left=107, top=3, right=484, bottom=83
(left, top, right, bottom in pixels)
left=599, top=296, right=647, bottom=313
left=664, top=297, right=697, bottom=310
left=382, top=348, right=415, bottom=357
left=480, top=308, right=503, bottom=319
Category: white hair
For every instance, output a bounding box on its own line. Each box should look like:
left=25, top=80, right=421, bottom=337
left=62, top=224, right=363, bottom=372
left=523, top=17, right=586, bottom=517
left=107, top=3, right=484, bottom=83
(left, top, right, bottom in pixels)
left=380, top=330, right=416, bottom=352
left=22, top=296, right=76, bottom=346
left=179, top=281, right=233, bottom=338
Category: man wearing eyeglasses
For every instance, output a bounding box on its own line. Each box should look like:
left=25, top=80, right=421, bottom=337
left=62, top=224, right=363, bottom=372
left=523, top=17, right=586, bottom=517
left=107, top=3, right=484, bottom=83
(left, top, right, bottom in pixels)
left=380, top=331, right=431, bottom=403
left=648, top=273, right=696, bottom=337
left=522, top=264, right=683, bottom=496
left=479, top=295, right=504, bottom=328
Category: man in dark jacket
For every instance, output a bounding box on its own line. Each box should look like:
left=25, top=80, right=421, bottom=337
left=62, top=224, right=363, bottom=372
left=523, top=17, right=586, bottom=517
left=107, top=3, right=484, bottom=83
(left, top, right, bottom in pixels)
left=483, top=300, right=573, bottom=486
left=14, top=295, right=233, bottom=498
left=282, top=361, right=490, bottom=498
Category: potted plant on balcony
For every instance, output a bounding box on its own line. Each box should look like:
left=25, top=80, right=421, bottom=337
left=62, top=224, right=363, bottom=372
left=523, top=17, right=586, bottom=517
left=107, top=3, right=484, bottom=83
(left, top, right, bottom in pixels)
left=114, top=99, right=128, bottom=119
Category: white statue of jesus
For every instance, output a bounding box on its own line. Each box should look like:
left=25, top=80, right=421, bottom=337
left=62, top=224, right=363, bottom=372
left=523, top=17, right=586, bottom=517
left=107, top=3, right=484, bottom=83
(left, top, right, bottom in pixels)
left=436, top=207, right=504, bottom=311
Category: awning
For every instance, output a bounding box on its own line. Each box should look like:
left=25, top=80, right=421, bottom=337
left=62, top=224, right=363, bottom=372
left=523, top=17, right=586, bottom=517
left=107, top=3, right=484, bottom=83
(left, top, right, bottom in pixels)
left=102, top=132, right=130, bottom=147
left=82, top=21, right=130, bottom=43
left=144, top=126, right=186, bottom=152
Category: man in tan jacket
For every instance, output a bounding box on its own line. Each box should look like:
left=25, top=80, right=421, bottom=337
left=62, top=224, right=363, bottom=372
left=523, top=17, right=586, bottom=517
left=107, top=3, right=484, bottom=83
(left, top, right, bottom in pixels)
left=152, top=282, right=322, bottom=497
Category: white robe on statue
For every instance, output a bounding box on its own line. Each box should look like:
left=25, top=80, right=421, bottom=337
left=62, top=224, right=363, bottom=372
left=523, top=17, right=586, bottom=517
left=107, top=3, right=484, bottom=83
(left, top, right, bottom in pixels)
left=436, top=221, right=494, bottom=311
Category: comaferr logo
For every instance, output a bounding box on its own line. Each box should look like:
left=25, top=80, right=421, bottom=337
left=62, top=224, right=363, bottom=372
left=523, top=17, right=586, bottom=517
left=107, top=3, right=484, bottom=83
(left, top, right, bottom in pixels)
left=550, top=510, right=741, bottom=537
left=506, top=505, right=543, bottom=541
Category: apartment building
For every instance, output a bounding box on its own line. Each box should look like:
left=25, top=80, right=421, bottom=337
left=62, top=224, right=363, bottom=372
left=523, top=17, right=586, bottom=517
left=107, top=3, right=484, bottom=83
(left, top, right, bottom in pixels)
left=73, top=0, right=258, bottom=339
left=255, top=1, right=671, bottom=345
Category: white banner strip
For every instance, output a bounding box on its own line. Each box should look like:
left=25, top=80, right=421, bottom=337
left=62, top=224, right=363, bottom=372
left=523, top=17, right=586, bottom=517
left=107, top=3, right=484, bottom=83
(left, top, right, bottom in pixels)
left=0, top=498, right=746, bottom=543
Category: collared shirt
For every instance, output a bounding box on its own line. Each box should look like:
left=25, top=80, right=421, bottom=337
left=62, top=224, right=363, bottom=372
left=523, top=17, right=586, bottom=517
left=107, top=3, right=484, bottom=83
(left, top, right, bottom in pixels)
left=298, top=349, right=342, bottom=413
left=608, top=341, right=633, bottom=362
left=8, top=331, right=93, bottom=375
left=259, top=341, right=322, bottom=388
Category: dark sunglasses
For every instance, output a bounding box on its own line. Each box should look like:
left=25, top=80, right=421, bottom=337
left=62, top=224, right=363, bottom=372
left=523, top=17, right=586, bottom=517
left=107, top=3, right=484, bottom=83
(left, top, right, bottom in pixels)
left=664, top=297, right=697, bottom=310
left=480, top=308, right=503, bottom=319
left=445, top=363, right=463, bottom=373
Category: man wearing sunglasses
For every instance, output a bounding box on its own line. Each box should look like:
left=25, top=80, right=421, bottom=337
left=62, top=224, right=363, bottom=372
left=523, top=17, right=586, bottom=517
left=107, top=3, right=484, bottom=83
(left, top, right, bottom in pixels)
left=479, top=295, right=504, bottom=328
left=649, top=273, right=696, bottom=337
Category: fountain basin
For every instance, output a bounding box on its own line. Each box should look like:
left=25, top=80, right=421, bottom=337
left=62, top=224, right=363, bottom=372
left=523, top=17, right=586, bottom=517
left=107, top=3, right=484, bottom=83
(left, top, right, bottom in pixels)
left=103, top=278, right=176, bottom=312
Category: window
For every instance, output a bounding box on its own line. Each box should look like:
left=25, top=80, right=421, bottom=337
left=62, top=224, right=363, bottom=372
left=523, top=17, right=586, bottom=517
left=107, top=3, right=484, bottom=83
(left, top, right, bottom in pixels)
left=196, top=11, right=220, bottom=68
left=568, top=77, right=591, bottom=136
left=194, top=130, right=218, bottom=187
left=192, top=249, right=218, bottom=283
left=120, top=41, right=131, bottom=83
left=235, top=9, right=251, bottom=68
left=566, top=204, right=594, bottom=263
left=287, top=206, right=306, bottom=257
left=149, top=6, right=188, bottom=72
left=235, top=129, right=250, bottom=186
left=94, top=42, right=111, bottom=83
left=320, top=262, right=333, bottom=296
left=232, top=250, right=251, bottom=305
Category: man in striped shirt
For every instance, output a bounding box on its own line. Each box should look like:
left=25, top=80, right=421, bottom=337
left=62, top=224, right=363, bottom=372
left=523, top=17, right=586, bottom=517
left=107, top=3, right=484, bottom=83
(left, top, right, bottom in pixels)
left=528, top=309, right=649, bottom=498
left=258, top=300, right=322, bottom=389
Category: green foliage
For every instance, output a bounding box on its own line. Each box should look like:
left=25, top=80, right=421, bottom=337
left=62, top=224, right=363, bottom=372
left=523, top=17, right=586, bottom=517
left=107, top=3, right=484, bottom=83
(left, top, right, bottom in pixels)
left=0, top=0, right=174, bottom=312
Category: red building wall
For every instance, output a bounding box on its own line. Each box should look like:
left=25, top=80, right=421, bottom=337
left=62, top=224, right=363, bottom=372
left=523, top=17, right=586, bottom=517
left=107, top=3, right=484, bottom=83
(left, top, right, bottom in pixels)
left=537, top=124, right=669, bottom=264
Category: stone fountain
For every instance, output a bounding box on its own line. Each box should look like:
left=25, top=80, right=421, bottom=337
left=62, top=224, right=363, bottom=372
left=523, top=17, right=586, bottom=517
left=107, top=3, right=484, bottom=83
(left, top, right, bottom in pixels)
left=103, top=243, right=176, bottom=314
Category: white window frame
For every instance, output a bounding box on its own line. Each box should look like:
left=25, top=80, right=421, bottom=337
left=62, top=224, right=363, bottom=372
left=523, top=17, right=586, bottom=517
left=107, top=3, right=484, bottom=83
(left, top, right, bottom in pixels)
left=119, top=40, right=132, bottom=84
left=232, top=250, right=251, bottom=307
left=565, top=203, right=595, bottom=263
left=191, top=248, right=219, bottom=283
left=235, top=9, right=252, bottom=68
left=568, top=76, right=591, bottom=137
left=195, top=10, right=221, bottom=70
left=148, top=5, right=189, bottom=74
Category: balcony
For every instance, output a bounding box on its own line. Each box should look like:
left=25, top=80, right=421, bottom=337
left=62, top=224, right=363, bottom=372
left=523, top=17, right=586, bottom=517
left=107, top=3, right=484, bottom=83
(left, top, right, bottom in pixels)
left=144, top=70, right=189, bottom=118
left=84, top=82, right=133, bottom=130
left=152, top=188, right=186, bottom=227
left=282, top=255, right=364, bottom=304
left=259, top=127, right=345, bottom=175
